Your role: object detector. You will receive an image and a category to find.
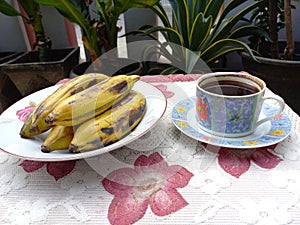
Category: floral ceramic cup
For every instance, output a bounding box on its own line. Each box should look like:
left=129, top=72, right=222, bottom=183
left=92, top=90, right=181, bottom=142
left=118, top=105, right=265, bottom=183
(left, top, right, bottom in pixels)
left=195, top=72, right=285, bottom=138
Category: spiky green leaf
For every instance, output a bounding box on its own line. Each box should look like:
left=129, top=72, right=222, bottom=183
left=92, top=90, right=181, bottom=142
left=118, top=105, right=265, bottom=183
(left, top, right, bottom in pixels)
left=201, top=39, right=256, bottom=62
left=189, top=13, right=212, bottom=50
left=229, top=25, right=271, bottom=42
left=0, top=0, right=22, bottom=17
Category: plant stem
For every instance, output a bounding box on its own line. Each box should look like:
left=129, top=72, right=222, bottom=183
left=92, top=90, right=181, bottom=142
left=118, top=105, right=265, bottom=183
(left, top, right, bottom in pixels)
left=284, top=0, right=294, bottom=60
left=19, top=0, right=51, bottom=61
left=32, top=9, right=50, bottom=62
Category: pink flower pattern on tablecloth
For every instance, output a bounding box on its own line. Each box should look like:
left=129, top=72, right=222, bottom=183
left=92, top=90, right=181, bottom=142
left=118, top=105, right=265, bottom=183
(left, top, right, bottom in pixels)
left=55, top=78, right=70, bottom=85
left=202, top=144, right=282, bottom=178
left=16, top=105, right=35, bottom=122
left=19, top=160, right=76, bottom=181
left=102, top=152, right=193, bottom=225
left=154, top=84, right=174, bottom=98
left=140, top=74, right=201, bottom=83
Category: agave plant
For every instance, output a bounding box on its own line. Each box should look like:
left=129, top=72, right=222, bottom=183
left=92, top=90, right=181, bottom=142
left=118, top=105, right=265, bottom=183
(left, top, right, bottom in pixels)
left=126, top=0, right=269, bottom=74
left=35, top=0, right=159, bottom=62
left=0, top=0, right=51, bottom=61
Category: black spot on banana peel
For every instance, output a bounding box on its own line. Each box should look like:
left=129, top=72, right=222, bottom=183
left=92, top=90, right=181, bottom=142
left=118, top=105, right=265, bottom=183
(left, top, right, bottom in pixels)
left=70, top=79, right=99, bottom=95
left=116, top=117, right=126, bottom=128
left=68, top=90, right=146, bottom=153
left=108, top=80, right=128, bottom=93
left=128, top=103, right=146, bottom=127
left=70, top=87, right=84, bottom=95
left=45, top=113, right=57, bottom=125
left=29, top=125, right=51, bottom=134
left=101, top=127, right=114, bottom=135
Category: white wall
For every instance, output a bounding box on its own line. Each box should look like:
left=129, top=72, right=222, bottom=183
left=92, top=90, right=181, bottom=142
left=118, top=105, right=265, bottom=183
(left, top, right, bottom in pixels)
left=40, top=6, right=70, bottom=49
left=0, top=1, right=70, bottom=52
left=0, top=0, right=26, bottom=51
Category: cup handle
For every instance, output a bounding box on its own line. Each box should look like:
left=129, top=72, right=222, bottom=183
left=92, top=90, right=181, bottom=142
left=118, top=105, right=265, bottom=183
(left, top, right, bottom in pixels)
left=255, top=96, right=285, bottom=128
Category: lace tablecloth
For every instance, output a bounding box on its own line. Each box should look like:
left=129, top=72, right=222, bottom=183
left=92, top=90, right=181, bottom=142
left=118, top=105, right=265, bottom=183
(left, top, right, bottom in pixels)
left=1, top=74, right=300, bottom=225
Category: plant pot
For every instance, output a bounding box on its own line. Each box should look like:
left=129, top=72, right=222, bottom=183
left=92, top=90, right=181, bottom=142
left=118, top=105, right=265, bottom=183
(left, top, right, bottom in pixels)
left=241, top=50, right=300, bottom=114
left=0, top=47, right=79, bottom=113
left=0, top=52, right=23, bottom=64
left=0, top=52, right=25, bottom=113
left=1, top=47, right=79, bottom=98
left=70, top=58, right=142, bottom=77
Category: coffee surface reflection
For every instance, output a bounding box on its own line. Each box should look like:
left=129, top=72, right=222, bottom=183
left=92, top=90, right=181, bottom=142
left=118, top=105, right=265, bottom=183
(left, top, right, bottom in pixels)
left=200, top=80, right=260, bottom=96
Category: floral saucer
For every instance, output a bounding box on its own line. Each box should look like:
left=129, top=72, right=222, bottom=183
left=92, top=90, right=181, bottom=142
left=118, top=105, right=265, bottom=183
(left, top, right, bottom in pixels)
left=171, top=97, right=292, bottom=149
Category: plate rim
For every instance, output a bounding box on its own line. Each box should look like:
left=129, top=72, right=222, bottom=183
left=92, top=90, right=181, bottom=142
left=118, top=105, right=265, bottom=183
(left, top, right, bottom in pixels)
left=0, top=80, right=167, bottom=161
left=171, top=96, right=292, bottom=149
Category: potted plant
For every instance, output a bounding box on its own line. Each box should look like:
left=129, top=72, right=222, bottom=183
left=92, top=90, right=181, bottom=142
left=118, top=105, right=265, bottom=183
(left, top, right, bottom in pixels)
left=0, top=52, right=23, bottom=113
left=0, top=0, right=79, bottom=101
left=0, top=0, right=51, bottom=61
left=35, top=0, right=159, bottom=76
left=241, top=0, right=300, bottom=114
left=124, top=0, right=268, bottom=74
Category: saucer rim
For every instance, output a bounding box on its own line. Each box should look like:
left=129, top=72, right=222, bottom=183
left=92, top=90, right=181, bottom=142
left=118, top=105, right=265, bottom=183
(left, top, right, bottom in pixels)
left=171, top=97, right=292, bottom=149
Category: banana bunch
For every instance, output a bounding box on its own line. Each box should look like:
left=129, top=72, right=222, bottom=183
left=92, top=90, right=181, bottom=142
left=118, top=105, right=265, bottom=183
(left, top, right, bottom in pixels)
left=20, top=74, right=146, bottom=153
left=20, top=73, right=109, bottom=138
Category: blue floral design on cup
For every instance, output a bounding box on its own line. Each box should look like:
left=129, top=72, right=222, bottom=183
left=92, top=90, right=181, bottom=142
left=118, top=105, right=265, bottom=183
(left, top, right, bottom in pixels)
left=196, top=72, right=285, bottom=138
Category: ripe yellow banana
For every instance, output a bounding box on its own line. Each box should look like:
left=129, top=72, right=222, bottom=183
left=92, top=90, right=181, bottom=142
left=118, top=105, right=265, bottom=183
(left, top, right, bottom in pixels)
left=41, top=126, right=74, bottom=153
left=45, top=75, right=140, bottom=127
left=69, top=90, right=146, bottom=153
left=20, top=73, right=109, bottom=138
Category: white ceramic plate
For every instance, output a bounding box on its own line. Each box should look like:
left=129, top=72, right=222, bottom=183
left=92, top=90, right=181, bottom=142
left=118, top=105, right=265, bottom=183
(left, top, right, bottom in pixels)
left=0, top=80, right=167, bottom=161
left=172, top=97, right=292, bottom=149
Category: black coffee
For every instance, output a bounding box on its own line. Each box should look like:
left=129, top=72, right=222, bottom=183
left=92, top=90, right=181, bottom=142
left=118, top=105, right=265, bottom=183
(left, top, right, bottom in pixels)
left=201, top=80, right=260, bottom=96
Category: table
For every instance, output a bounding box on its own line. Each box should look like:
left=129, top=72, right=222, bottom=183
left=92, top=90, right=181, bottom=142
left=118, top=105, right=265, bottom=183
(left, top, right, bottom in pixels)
left=1, top=74, right=300, bottom=225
